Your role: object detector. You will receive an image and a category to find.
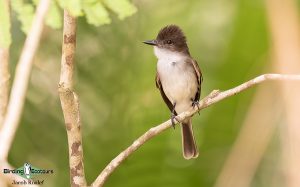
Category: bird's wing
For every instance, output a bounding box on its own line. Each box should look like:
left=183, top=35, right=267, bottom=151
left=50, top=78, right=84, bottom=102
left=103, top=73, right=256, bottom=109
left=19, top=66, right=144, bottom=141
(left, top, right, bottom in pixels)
left=155, top=72, right=176, bottom=114
left=187, top=58, right=203, bottom=101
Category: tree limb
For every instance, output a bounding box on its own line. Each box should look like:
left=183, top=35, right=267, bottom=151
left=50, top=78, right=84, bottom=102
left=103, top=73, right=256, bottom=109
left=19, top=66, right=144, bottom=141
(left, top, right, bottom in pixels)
left=58, top=10, right=87, bottom=187
left=0, top=0, right=50, bottom=160
left=91, top=73, right=300, bottom=187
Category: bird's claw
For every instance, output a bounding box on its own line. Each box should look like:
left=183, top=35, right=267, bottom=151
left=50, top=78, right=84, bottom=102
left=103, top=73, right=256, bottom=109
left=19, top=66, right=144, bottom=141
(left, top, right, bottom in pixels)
left=171, top=113, right=178, bottom=129
left=192, top=100, right=201, bottom=115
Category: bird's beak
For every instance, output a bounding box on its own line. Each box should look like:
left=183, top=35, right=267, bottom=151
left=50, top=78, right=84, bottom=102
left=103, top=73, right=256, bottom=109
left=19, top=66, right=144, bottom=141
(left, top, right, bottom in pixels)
left=143, top=40, right=157, bottom=46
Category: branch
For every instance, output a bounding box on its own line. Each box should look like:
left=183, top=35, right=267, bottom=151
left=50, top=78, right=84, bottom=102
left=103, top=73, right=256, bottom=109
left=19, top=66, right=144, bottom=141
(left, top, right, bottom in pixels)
left=0, top=0, right=50, bottom=160
left=91, top=73, right=300, bottom=187
left=58, top=11, right=87, bottom=187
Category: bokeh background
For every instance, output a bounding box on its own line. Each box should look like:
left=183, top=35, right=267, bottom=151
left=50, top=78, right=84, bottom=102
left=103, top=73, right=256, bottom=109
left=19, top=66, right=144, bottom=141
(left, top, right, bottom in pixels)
left=5, top=0, right=300, bottom=186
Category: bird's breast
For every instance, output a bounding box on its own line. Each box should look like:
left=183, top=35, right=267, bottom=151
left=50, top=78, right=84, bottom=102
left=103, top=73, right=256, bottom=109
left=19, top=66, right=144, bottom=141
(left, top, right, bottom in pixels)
left=157, top=57, right=198, bottom=113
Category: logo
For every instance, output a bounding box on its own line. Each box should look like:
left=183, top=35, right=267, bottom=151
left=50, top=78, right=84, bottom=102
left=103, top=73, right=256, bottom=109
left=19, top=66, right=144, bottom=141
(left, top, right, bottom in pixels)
left=3, top=163, right=54, bottom=185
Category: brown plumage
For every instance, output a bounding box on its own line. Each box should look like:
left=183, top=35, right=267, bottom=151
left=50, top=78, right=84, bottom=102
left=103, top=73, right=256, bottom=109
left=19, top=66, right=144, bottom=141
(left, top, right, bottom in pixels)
left=156, top=25, right=190, bottom=55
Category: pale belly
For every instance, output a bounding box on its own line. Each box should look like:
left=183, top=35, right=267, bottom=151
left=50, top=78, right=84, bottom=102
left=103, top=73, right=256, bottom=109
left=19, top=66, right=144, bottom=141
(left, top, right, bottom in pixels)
left=157, top=59, right=198, bottom=113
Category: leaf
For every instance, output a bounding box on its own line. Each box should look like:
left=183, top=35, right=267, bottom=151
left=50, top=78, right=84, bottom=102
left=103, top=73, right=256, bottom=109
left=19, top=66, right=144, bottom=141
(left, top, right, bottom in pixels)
left=57, top=0, right=83, bottom=16
left=46, top=0, right=62, bottom=29
left=9, top=0, right=137, bottom=33
left=103, top=0, right=137, bottom=20
left=83, top=0, right=111, bottom=26
left=0, top=0, right=11, bottom=47
left=31, top=0, right=62, bottom=29
left=11, top=0, right=35, bottom=34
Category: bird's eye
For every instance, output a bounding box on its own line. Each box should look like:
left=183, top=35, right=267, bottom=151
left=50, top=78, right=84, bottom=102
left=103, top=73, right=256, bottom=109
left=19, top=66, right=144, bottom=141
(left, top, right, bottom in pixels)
left=167, top=40, right=172, bottom=44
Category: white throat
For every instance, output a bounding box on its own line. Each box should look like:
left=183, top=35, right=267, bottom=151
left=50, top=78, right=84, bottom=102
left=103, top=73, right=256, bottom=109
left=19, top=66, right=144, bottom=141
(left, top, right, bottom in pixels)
left=154, top=47, right=185, bottom=62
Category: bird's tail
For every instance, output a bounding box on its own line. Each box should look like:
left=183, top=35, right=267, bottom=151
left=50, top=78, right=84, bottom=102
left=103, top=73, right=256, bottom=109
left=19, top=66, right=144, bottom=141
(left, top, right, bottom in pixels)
left=181, top=118, right=199, bottom=159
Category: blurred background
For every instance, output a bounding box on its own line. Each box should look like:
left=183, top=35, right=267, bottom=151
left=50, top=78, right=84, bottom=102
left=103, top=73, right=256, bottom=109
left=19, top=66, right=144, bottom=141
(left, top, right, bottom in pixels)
left=5, top=0, right=300, bottom=186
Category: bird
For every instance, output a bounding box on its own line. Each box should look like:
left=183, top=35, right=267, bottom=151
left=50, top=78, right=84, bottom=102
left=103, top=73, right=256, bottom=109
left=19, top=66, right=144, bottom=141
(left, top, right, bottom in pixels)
left=143, top=25, right=203, bottom=159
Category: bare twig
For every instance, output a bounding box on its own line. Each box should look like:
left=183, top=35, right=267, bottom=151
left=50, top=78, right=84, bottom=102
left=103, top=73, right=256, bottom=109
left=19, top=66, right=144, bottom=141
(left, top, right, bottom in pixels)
left=0, top=0, right=50, bottom=160
left=58, top=11, right=87, bottom=187
left=0, top=161, right=39, bottom=187
left=91, top=73, right=300, bottom=187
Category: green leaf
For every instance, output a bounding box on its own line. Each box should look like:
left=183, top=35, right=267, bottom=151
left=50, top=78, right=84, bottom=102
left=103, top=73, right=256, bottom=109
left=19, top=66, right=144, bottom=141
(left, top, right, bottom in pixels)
left=83, top=0, right=111, bottom=26
left=57, top=0, right=82, bottom=16
left=31, top=0, right=39, bottom=5
left=30, top=0, right=62, bottom=29
left=46, top=1, right=62, bottom=29
left=103, top=0, right=137, bottom=20
left=9, top=0, right=137, bottom=33
left=11, top=0, right=35, bottom=34
left=0, top=0, right=11, bottom=48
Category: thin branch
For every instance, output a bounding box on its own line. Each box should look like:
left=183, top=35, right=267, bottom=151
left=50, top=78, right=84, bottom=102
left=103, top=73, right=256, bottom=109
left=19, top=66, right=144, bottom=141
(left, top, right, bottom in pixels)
left=91, top=73, right=300, bottom=187
left=0, top=161, right=39, bottom=187
left=0, top=0, right=50, bottom=160
left=58, top=11, right=87, bottom=187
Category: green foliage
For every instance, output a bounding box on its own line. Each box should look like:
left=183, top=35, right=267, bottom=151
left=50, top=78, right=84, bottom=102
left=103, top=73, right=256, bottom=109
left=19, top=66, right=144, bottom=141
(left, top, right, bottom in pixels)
left=11, top=0, right=35, bottom=33
left=9, top=0, right=137, bottom=35
left=82, top=0, right=137, bottom=26
left=103, top=0, right=137, bottom=20
left=57, top=0, right=83, bottom=16
left=82, top=0, right=111, bottom=26
left=46, top=1, right=62, bottom=29
left=0, top=0, right=11, bottom=48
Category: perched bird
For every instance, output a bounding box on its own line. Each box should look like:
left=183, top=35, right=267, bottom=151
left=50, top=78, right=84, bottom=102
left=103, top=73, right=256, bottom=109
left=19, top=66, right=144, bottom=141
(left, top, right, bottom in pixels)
left=143, top=25, right=203, bottom=159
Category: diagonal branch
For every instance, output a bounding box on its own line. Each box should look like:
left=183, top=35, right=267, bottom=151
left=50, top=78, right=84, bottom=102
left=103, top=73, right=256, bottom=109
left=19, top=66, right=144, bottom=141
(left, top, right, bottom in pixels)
left=58, top=10, right=87, bottom=187
left=0, top=0, right=50, bottom=161
left=91, top=73, right=300, bottom=187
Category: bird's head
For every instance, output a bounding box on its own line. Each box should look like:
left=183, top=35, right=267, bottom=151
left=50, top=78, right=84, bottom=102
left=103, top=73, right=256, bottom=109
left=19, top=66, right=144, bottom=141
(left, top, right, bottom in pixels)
left=143, top=25, right=189, bottom=55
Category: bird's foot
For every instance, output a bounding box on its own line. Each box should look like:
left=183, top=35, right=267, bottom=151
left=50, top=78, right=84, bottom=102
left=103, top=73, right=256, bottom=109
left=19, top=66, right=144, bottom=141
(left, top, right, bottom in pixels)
left=171, top=113, right=179, bottom=129
left=192, top=100, right=201, bottom=116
